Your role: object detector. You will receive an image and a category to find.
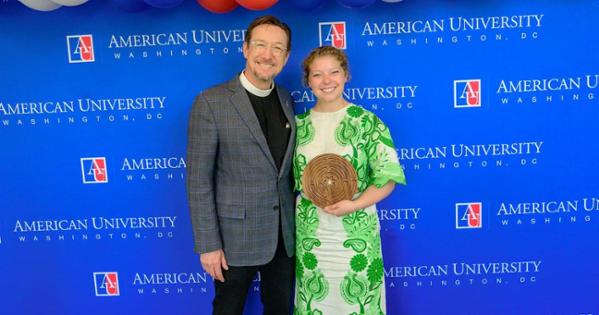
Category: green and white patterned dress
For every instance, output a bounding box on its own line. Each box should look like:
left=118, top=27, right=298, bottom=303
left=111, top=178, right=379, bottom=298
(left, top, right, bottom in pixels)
left=293, top=104, right=406, bottom=315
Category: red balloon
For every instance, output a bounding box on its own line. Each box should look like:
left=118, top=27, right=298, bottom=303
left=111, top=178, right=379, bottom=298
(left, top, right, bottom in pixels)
left=196, top=0, right=238, bottom=13
left=235, top=0, right=278, bottom=11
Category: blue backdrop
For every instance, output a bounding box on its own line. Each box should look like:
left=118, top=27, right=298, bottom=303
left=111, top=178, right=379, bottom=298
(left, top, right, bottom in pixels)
left=1, top=0, right=598, bottom=314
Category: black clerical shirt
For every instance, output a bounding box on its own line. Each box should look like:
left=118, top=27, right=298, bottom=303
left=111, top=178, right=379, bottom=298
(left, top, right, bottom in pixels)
left=246, top=88, right=290, bottom=171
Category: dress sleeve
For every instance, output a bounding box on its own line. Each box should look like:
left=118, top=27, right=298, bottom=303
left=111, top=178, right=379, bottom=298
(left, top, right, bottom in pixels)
left=365, top=114, right=407, bottom=188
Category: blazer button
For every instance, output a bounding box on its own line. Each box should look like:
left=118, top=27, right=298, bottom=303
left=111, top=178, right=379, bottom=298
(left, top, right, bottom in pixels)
left=273, top=205, right=279, bottom=211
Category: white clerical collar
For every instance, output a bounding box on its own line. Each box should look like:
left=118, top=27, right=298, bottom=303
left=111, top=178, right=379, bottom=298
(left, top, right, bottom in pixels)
left=239, top=71, right=274, bottom=97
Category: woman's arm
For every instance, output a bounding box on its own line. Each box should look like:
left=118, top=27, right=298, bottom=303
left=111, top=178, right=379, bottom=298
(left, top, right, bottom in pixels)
left=323, top=181, right=395, bottom=217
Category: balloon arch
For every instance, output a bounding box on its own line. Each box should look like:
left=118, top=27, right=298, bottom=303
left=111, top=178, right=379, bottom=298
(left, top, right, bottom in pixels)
left=17, top=0, right=402, bottom=12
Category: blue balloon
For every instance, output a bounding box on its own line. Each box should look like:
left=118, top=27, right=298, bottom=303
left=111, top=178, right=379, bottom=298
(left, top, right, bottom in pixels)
left=288, top=0, right=325, bottom=10
left=143, top=0, right=184, bottom=9
left=336, top=0, right=376, bottom=9
left=110, top=0, right=148, bottom=12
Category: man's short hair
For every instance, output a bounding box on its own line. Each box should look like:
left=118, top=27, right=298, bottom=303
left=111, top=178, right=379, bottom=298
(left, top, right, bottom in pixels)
left=244, top=15, right=292, bottom=51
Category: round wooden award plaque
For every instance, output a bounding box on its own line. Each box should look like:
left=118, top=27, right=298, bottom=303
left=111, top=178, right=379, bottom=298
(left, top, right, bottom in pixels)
left=301, top=153, right=358, bottom=209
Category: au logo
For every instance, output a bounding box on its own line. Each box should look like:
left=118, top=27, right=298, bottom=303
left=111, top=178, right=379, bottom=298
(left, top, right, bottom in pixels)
left=80, top=157, right=108, bottom=184
left=66, top=35, right=95, bottom=63
left=454, top=79, right=481, bottom=108
left=93, top=272, right=120, bottom=296
left=319, top=22, right=346, bottom=49
left=455, top=202, right=482, bottom=229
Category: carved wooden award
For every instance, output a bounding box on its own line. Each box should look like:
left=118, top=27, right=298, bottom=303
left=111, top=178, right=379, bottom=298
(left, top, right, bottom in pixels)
left=302, top=153, right=358, bottom=209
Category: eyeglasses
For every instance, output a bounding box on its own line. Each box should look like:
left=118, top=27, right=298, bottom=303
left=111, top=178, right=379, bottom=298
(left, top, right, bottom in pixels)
left=249, top=40, right=288, bottom=57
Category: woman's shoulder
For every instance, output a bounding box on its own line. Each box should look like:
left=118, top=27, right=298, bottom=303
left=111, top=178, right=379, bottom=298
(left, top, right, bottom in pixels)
left=295, top=110, right=311, bottom=121
left=346, top=103, right=379, bottom=120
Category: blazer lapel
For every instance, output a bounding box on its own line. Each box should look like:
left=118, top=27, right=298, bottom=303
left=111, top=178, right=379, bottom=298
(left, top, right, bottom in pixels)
left=228, top=77, right=277, bottom=171
left=277, top=86, right=296, bottom=178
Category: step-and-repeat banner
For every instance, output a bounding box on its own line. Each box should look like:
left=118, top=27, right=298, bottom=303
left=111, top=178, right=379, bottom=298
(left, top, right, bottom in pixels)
left=1, top=0, right=598, bottom=314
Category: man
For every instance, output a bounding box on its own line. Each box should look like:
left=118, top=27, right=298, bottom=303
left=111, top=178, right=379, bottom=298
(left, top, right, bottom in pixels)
left=186, top=16, right=296, bottom=315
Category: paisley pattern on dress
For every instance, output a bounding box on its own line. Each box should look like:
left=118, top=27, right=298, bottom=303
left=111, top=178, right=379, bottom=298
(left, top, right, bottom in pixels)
left=293, top=104, right=406, bottom=315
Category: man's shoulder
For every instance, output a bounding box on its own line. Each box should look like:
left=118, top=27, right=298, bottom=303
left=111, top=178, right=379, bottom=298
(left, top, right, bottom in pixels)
left=196, top=77, right=240, bottom=102
left=274, top=84, right=293, bottom=107
left=275, top=84, right=291, bottom=95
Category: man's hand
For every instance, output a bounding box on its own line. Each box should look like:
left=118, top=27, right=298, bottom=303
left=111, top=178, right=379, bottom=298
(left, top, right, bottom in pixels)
left=200, top=249, right=229, bottom=282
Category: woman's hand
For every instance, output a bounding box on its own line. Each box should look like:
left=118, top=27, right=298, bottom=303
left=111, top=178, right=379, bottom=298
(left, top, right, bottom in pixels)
left=322, top=181, right=396, bottom=217
left=323, top=200, right=358, bottom=217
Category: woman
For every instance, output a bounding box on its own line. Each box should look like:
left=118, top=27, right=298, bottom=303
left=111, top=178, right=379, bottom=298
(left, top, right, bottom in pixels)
left=293, top=46, right=406, bottom=315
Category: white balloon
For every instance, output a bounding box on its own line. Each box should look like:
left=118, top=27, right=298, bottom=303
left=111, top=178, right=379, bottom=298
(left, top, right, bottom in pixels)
left=51, top=0, right=88, bottom=6
left=18, top=0, right=62, bottom=11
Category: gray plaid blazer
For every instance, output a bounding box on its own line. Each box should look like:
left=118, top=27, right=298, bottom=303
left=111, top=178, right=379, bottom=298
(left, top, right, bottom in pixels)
left=186, top=75, right=296, bottom=266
